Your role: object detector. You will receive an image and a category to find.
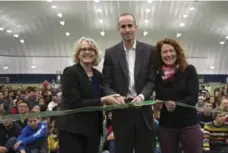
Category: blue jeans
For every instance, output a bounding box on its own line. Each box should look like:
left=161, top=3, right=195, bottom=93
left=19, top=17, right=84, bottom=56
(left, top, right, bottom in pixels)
left=108, top=140, right=115, bottom=153
left=154, top=119, right=160, bottom=153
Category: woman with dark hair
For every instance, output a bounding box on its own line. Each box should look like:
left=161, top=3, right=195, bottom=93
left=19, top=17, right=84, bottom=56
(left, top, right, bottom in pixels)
left=154, top=38, right=202, bottom=153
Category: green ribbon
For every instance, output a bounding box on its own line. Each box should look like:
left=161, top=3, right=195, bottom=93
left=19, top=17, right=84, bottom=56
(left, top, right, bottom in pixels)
left=0, top=100, right=196, bottom=121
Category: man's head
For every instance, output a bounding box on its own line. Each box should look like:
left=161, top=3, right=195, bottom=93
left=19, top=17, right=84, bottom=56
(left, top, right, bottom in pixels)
left=198, top=95, right=206, bottom=106
left=203, top=101, right=212, bottom=114
left=17, top=99, right=29, bottom=114
left=27, top=115, right=40, bottom=129
left=2, top=112, right=13, bottom=128
left=118, top=13, right=137, bottom=42
left=213, top=108, right=226, bottom=124
left=29, top=88, right=35, bottom=97
left=221, top=98, right=228, bottom=111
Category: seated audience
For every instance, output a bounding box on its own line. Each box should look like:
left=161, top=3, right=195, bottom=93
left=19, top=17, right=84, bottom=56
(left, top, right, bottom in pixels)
left=198, top=101, right=213, bottom=128
left=15, top=99, right=30, bottom=128
left=196, top=95, right=207, bottom=112
left=0, top=112, right=22, bottom=153
left=221, top=98, right=228, bottom=112
left=203, top=108, right=228, bottom=152
left=48, top=128, right=59, bottom=153
left=13, top=114, right=48, bottom=153
left=208, top=96, right=216, bottom=108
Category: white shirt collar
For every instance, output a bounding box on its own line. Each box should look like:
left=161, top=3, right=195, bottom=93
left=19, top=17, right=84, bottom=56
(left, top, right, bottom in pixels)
left=123, top=40, right=136, bottom=51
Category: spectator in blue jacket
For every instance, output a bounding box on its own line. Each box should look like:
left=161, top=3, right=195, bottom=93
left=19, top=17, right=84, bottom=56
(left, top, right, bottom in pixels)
left=13, top=114, right=48, bottom=153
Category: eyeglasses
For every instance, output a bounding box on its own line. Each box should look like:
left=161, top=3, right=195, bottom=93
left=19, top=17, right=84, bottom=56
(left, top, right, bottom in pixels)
left=80, top=48, right=95, bottom=52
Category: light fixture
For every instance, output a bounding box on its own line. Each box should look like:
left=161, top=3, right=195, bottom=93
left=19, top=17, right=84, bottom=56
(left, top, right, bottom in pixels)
left=100, top=31, right=105, bottom=36
left=31, top=65, right=36, bottom=69
left=143, top=31, right=148, bottom=36
left=60, top=20, right=65, bottom=26
left=176, top=33, right=182, bottom=37
left=96, top=9, right=102, bottom=13
left=20, top=39, right=24, bottom=44
left=13, top=34, right=19, bottom=38
left=209, top=66, right=215, bottom=69
left=65, top=32, right=70, bottom=36
left=0, top=27, right=4, bottom=31
left=183, top=14, right=188, bottom=18
left=57, top=13, right=63, bottom=18
left=144, top=19, right=149, bottom=23
left=99, top=19, right=103, bottom=24
left=180, top=23, right=185, bottom=27
left=147, top=0, right=153, bottom=3
left=189, top=7, right=195, bottom=11
left=51, top=5, right=57, bottom=9
left=220, top=41, right=225, bottom=45
left=17, top=25, right=21, bottom=28
left=226, top=36, right=228, bottom=39
left=3, top=66, right=9, bottom=70
left=6, top=30, right=12, bottom=33
left=145, top=9, right=151, bottom=13
left=47, top=0, right=52, bottom=2
left=94, top=0, right=100, bottom=3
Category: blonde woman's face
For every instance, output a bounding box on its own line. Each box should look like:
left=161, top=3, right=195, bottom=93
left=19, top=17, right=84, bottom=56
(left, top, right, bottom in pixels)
left=161, top=44, right=177, bottom=66
left=78, top=40, right=96, bottom=65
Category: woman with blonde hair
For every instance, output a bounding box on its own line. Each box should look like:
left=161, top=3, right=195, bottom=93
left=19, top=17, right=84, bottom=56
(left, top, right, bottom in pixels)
left=154, top=38, right=202, bottom=153
left=57, top=37, right=120, bottom=153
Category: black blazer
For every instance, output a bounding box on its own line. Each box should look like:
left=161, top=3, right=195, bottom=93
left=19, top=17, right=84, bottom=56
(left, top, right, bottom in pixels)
left=57, top=64, right=103, bottom=136
left=102, top=41, right=157, bottom=129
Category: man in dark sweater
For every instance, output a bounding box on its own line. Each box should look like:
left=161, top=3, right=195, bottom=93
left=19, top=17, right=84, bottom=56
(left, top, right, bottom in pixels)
left=0, top=112, right=23, bottom=153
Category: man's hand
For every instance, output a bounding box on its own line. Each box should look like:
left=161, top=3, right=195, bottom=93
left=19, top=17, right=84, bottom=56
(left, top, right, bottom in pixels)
left=203, top=148, right=210, bottom=152
left=131, top=96, right=143, bottom=103
left=20, top=149, right=26, bottom=153
left=164, top=101, right=176, bottom=112
left=13, top=141, right=22, bottom=151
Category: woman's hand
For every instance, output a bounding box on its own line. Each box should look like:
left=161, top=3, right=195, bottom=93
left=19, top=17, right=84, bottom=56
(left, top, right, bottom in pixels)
left=153, top=101, right=163, bottom=111
left=101, top=94, right=122, bottom=105
left=107, top=132, right=115, bottom=140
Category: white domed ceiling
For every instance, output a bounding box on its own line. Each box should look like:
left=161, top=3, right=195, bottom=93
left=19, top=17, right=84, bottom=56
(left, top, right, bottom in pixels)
left=0, top=1, right=228, bottom=74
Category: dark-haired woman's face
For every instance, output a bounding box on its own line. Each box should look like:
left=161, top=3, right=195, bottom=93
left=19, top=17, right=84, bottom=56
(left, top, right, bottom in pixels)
left=161, top=44, right=177, bottom=66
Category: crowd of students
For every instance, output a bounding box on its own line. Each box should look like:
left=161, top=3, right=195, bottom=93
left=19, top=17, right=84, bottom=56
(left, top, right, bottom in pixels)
left=0, top=82, right=61, bottom=153
left=197, top=85, right=228, bottom=153
left=0, top=83, right=228, bottom=153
